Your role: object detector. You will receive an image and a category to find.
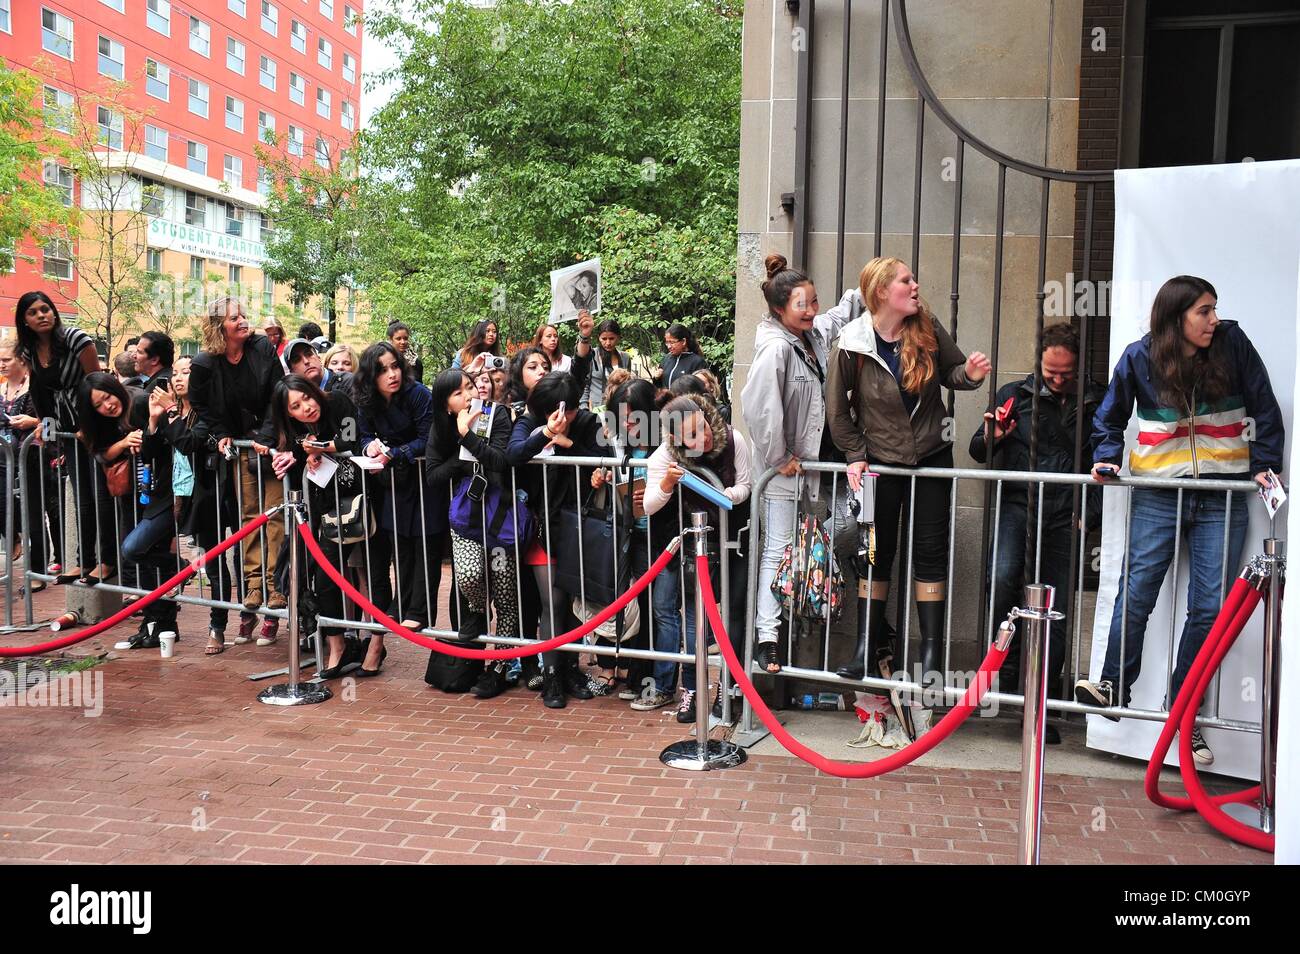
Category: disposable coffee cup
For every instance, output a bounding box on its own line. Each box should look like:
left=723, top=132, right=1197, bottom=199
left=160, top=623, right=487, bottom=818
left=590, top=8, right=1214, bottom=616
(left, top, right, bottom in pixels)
left=159, top=632, right=177, bottom=658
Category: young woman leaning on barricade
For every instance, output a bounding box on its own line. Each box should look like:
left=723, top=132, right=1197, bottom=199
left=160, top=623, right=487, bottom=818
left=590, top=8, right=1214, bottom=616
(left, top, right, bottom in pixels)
left=739, top=254, right=859, bottom=677
left=352, top=342, right=438, bottom=676
left=268, top=374, right=369, bottom=677
left=641, top=394, right=752, bottom=722
left=76, top=372, right=181, bottom=650
left=1076, top=275, right=1285, bottom=767
left=16, top=290, right=106, bottom=584
left=506, top=371, right=604, bottom=709
left=424, top=368, right=520, bottom=699
left=824, top=257, right=989, bottom=730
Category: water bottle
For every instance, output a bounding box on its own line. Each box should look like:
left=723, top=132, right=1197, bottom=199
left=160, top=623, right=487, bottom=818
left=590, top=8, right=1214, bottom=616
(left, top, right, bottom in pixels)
left=139, top=463, right=152, bottom=507
left=790, top=694, right=816, bottom=710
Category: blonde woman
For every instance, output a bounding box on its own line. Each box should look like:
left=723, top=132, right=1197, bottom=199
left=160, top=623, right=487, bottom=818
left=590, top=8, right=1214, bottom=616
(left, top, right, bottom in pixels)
left=323, top=342, right=357, bottom=375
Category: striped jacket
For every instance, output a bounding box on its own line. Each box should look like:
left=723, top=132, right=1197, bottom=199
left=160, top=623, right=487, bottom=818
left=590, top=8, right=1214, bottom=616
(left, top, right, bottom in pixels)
left=1092, top=321, right=1284, bottom=480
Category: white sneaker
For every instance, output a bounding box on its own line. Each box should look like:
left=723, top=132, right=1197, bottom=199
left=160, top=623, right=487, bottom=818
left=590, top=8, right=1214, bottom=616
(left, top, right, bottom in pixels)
left=1190, top=729, right=1214, bottom=766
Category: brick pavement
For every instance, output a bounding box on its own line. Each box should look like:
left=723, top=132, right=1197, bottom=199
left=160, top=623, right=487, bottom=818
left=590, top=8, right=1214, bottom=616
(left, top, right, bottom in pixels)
left=0, top=586, right=1268, bottom=865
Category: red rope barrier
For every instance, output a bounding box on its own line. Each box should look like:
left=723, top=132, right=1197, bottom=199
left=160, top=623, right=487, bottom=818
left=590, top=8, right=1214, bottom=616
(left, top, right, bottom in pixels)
left=696, top=554, right=1010, bottom=780
left=299, top=521, right=680, bottom=660
left=0, top=512, right=273, bottom=658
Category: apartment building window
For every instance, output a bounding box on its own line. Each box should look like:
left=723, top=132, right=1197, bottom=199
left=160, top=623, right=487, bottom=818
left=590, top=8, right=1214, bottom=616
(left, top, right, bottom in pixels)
left=227, top=37, right=246, bottom=76
left=257, top=165, right=273, bottom=197
left=97, top=108, right=123, bottom=150
left=98, top=36, right=125, bottom=80
left=259, top=55, right=276, bottom=91
left=318, top=37, right=333, bottom=71
left=320, top=0, right=334, bottom=20
left=100, top=0, right=126, bottom=12
left=146, top=0, right=170, bottom=36
left=342, top=52, right=356, bottom=84
left=225, top=96, right=244, bottom=133
left=44, top=161, right=73, bottom=207
left=289, top=72, right=305, bottom=106
left=190, top=256, right=205, bottom=281
left=189, top=16, right=210, bottom=57
left=144, top=124, right=168, bottom=162
left=347, top=287, right=356, bottom=325
left=223, top=155, right=243, bottom=189
left=263, top=276, right=274, bottom=309
left=224, top=202, right=244, bottom=237
left=140, top=178, right=165, bottom=216
left=43, top=86, right=73, bottom=133
left=315, top=137, right=330, bottom=169
left=145, top=59, right=169, bottom=100
left=189, top=78, right=209, bottom=118
left=229, top=264, right=243, bottom=285
left=229, top=0, right=246, bottom=16
left=186, top=141, right=207, bottom=176
left=261, top=1, right=278, bottom=36
left=146, top=249, right=163, bottom=273
left=258, top=111, right=276, bottom=144
left=287, top=125, right=304, bottom=158
left=290, top=19, right=307, bottom=54
left=341, top=101, right=354, bottom=132
left=316, top=88, right=331, bottom=120
left=261, top=216, right=275, bottom=245
left=185, top=191, right=206, bottom=227
left=41, top=9, right=73, bottom=60
left=344, top=5, right=358, bottom=36
left=1, top=0, right=11, bottom=34
left=43, top=239, right=73, bottom=281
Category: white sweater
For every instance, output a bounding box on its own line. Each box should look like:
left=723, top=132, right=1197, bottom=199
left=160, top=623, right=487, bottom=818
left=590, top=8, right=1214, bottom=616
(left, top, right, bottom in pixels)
left=642, top=431, right=752, bottom=518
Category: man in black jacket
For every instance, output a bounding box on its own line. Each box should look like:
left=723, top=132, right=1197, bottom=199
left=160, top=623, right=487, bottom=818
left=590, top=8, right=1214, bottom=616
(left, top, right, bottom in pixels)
left=133, top=331, right=174, bottom=393
left=969, top=323, right=1104, bottom=733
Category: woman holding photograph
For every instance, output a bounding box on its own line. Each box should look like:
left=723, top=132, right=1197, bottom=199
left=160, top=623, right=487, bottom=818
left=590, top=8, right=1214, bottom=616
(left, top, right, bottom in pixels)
left=571, top=313, right=629, bottom=411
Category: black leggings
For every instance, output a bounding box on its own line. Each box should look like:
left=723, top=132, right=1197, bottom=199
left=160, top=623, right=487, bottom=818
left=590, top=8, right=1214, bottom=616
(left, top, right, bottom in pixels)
left=870, top=445, right=954, bottom=584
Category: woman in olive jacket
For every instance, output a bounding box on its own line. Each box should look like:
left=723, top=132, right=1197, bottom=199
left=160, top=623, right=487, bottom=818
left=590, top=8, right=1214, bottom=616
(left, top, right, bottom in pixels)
left=825, top=257, right=990, bottom=725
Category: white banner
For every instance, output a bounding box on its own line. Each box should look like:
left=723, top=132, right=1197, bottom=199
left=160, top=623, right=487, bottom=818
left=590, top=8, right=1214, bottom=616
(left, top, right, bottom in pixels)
left=1088, top=159, right=1299, bottom=783
left=145, top=216, right=266, bottom=268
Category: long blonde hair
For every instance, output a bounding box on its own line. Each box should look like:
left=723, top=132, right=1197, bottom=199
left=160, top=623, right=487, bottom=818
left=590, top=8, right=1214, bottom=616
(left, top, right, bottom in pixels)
left=201, top=297, right=245, bottom=354
left=859, top=257, right=937, bottom=394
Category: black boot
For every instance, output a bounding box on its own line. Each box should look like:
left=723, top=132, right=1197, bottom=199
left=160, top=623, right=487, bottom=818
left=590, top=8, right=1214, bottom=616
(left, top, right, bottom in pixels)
left=837, top=598, right=888, bottom=679
left=457, top=608, right=488, bottom=644
left=915, top=597, right=946, bottom=705
left=541, top=664, right=566, bottom=709
left=562, top=654, right=594, bottom=700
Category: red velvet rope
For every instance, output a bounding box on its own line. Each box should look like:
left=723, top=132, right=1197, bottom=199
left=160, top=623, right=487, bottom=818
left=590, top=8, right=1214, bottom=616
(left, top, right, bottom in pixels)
left=0, top=513, right=273, bottom=657
left=299, top=521, right=680, bottom=660
left=697, top=553, right=1010, bottom=780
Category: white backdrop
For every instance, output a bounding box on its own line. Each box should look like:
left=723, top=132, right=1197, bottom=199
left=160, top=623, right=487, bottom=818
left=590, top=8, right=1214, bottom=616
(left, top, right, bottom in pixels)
left=1277, top=272, right=1300, bottom=862
left=1086, top=160, right=1300, bottom=785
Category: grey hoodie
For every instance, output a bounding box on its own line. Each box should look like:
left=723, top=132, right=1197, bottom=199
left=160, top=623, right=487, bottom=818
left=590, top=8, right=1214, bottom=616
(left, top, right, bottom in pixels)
left=740, top=288, right=861, bottom=499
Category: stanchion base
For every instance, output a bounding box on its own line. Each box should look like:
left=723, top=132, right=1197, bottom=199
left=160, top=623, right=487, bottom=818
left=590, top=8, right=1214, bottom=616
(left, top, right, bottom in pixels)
left=257, top=682, right=332, bottom=706
left=659, top=739, right=747, bottom=772
left=1221, top=802, right=1273, bottom=834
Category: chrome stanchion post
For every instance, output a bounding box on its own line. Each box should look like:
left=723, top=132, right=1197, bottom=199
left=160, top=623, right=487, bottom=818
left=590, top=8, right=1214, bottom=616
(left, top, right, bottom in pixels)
left=660, top=512, right=746, bottom=772
left=1016, top=582, right=1063, bottom=865
left=259, top=491, right=331, bottom=706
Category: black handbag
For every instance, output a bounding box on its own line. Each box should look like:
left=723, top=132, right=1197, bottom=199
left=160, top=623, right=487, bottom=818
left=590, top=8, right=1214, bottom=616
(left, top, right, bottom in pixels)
left=553, top=488, right=632, bottom=605
left=424, top=645, right=483, bottom=693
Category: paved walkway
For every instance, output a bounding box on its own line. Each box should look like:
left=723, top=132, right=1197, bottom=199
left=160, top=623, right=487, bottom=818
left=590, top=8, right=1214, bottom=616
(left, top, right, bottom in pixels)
left=0, top=589, right=1267, bottom=865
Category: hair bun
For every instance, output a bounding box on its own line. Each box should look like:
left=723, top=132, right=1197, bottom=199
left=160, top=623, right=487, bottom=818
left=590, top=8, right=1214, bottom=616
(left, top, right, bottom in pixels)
left=764, top=254, right=789, bottom=280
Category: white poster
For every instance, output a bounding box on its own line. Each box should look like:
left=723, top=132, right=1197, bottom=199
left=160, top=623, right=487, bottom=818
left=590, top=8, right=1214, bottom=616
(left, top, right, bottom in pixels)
left=549, top=258, right=601, bottom=322
left=1278, top=269, right=1300, bottom=862
left=1088, top=160, right=1299, bottom=782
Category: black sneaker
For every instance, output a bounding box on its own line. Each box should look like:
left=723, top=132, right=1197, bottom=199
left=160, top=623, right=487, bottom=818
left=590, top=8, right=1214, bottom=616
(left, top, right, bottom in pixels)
left=675, top=689, right=696, bottom=724
left=470, top=664, right=509, bottom=700
left=542, top=666, right=566, bottom=709
left=1073, top=679, right=1120, bottom=722
left=114, top=623, right=159, bottom=650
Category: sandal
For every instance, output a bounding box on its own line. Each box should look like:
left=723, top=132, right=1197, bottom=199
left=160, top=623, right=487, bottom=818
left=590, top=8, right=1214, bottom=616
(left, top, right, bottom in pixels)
left=587, top=671, right=619, bottom=697
left=204, top=629, right=226, bottom=655
left=18, top=582, right=47, bottom=596
left=82, top=564, right=117, bottom=585
left=759, top=641, right=782, bottom=674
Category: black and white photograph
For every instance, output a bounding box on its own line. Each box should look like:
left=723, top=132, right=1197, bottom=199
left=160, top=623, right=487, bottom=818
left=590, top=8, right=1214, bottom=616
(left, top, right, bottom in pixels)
left=549, top=258, right=601, bottom=321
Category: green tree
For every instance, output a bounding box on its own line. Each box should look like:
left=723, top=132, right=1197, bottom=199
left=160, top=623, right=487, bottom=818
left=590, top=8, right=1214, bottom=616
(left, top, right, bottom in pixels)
left=0, top=62, right=76, bottom=274
left=361, top=0, right=742, bottom=368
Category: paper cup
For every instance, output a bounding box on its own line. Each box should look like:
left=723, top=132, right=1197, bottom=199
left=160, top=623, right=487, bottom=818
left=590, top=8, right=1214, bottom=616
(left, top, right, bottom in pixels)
left=158, top=632, right=177, bottom=659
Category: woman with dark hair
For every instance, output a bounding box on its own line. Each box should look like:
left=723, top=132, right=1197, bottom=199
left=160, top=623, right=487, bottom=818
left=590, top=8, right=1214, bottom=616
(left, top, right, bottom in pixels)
left=640, top=394, right=752, bottom=719
left=424, top=368, right=519, bottom=698
left=452, top=320, right=501, bottom=370
left=693, top=368, right=731, bottom=423
left=531, top=323, right=572, bottom=374
left=571, top=312, right=629, bottom=411
left=1076, top=275, right=1284, bottom=766
left=655, top=323, right=707, bottom=389
left=506, top=370, right=603, bottom=708
left=352, top=341, right=437, bottom=673
left=76, top=371, right=180, bottom=648
left=15, top=291, right=104, bottom=583
left=0, top=340, right=60, bottom=592
left=267, top=374, right=367, bottom=675
left=386, top=320, right=424, bottom=385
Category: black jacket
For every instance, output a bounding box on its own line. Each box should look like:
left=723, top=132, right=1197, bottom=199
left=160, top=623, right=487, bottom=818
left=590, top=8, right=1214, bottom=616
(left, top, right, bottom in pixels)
left=968, top=374, right=1105, bottom=528
left=425, top=401, right=513, bottom=495
left=94, top=391, right=174, bottom=520
left=659, top=351, right=707, bottom=389
left=189, top=335, right=285, bottom=447
left=507, top=409, right=604, bottom=532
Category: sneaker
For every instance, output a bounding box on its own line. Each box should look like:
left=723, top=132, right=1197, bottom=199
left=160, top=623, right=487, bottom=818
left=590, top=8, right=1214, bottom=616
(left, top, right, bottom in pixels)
left=630, top=689, right=675, bottom=711
left=471, top=664, right=509, bottom=700
left=242, top=588, right=264, bottom=611
left=233, top=614, right=258, bottom=645
left=617, top=683, right=639, bottom=702
left=266, top=591, right=288, bottom=611
left=1190, top=728, right=1214, bottom=766
left=114, top=622, right=158, bottom=651
left=47, top=562, right=62, bottom=575
left=542, top=666, right=566, bottom=709
left=1073, top=679, right=1120, bottom=721
left=255, top=618, right=279, bottom=646
left=675, top=689, right=697, bottom=724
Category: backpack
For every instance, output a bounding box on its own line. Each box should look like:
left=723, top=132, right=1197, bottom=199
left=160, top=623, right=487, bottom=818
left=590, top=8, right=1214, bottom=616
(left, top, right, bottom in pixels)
left=771, top=514, right=845, bottom=623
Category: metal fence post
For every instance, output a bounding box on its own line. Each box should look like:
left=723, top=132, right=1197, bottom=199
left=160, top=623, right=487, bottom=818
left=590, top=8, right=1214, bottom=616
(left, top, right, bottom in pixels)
left=258, top=491, right=330, bottom=706
left=660, top=512, right=746, bottom=771
left=1017, top=582, right=1062, bottom=865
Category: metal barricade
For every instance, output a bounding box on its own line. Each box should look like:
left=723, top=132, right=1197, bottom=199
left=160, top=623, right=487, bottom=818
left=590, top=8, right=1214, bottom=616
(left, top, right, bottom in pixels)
left=740, top=459, right=1274, bottom=740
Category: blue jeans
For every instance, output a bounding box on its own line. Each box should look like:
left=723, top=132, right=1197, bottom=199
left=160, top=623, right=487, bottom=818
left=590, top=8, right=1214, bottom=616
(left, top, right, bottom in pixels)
left=121, top=507, right=179, bottom=626
left=651, top=562, right=688, bottom=694
left=1101, top=487, right=1248, bottom=706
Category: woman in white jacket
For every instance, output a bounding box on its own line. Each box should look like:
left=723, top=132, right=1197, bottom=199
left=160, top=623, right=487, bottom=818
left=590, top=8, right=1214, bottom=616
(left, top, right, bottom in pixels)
left=740, top=253, right=858, bottom=674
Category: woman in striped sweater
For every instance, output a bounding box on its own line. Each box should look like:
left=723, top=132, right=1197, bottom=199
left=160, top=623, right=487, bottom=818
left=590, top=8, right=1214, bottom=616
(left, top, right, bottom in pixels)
left=1077, top=275, right=1284, bottom=766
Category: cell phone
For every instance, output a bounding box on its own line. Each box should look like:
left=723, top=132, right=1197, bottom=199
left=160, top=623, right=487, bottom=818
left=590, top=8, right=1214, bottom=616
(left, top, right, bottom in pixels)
left=1095, top=463, right=1120, bottom=477
left=557, top=401, right=567, bottom=417
left=302, top=440, right=330, bottom=451
left=994, top=396, right=1016, bottom=426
